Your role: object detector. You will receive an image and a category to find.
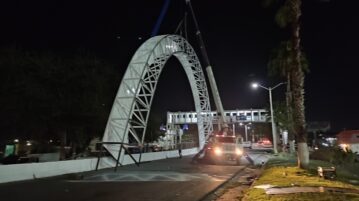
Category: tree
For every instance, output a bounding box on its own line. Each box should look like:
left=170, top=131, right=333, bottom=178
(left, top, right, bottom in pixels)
left=268, top=41, right=308, bottom=154
left=272, top=102, right=289, bottom=130
left=272, top=101, right=294, bottom=148
left=0, top=46, right=118, bottom=157
left=252, top=123, right=272, bottom=142
left=265, top=0, right=309, bottom=168
left=144, top=112, right=165, bottom=143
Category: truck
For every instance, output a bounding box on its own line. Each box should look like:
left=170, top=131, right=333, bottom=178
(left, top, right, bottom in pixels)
left=205, top=134, right=244, bottom=165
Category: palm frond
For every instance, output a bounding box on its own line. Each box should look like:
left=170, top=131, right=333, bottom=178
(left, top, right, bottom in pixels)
left=268, top=41, right=293, bottom=77
left=301, top=52, right=310, bottom=73
left=268, top=40, right=309, bottom=78
left=275, top=5, right=292, bottom=27
left=262, top=0, right=280, bottom=7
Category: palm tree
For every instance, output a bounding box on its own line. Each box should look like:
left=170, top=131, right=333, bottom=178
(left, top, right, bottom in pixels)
left=268, top=41, right=294, bottom=152
left=265, top=0, right=309, bottom=168
left=268, top=41, right=308, bottom=154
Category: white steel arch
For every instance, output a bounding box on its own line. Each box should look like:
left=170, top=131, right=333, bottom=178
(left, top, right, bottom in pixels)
left=102, top=35, right=213, bottom=160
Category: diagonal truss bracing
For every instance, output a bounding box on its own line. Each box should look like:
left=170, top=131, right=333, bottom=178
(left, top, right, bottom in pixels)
left=102, top=35, right=212, bottom=161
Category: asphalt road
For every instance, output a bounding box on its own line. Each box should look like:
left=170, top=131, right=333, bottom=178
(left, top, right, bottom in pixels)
left=0, top=151, right=270, bottom=201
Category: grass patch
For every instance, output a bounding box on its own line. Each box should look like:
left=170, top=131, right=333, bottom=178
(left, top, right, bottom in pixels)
left=243, top=156, right=359, bottom=201
left=245, top=189, right=359, bottom=201
left=265, top=153, right=297, bottom=168
left=336, top=163, right=359, bottom=181
left=266, top=153, right=359, bottom=183
left=252, top=166, right=358, bottom=189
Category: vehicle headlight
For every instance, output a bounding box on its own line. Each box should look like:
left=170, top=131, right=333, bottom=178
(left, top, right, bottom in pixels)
left=214, top=147, right=222, bottom=156
left=236, top=149, right=242, bottom=155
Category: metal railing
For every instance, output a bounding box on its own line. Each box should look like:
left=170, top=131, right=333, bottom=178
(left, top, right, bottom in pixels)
left=95, top=142, right=143, bottom=172
left=95, top=141, right=198, bottom=172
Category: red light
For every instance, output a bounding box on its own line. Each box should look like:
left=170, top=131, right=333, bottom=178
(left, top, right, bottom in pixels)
left=262, top=140, right=271, bottom=145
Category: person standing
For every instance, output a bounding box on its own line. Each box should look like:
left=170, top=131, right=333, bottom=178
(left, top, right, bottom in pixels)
left=177, top=127, right=183, bottom=158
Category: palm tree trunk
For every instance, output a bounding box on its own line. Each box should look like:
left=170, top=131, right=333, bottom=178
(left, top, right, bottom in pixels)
left=285, top=73, right=296, bottom=154
left=290, top=0, right=309, bottom=168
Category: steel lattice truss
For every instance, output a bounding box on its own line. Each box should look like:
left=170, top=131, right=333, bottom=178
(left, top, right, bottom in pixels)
left=102, top=35, right=213, bottom=160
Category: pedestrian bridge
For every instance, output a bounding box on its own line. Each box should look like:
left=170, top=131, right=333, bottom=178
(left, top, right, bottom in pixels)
left=167, top=109, right=268, bottom=125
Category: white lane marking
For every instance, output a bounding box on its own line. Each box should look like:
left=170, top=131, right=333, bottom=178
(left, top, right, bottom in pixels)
left=67, top=171, right=225, bottom=182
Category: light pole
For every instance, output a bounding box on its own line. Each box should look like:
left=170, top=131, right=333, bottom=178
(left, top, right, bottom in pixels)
left=251, top=82, right=286, bottom=154
left=239, top=122, right=251, bottom=142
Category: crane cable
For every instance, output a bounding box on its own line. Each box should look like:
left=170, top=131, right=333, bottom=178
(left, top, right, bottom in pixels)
left=174, top=6, right=188, bottom=41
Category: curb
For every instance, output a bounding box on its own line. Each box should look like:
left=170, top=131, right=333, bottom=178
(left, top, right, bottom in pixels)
left=198, top=165, right=248, bottom=201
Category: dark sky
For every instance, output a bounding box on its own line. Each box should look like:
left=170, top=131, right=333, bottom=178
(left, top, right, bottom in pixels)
left=1, top=0, right=358, bottom=132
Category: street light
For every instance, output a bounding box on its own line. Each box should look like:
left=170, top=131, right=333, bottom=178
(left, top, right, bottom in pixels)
left=239, top=122, right=252, bottom=142
left=251, top=82, right=286, bottom=154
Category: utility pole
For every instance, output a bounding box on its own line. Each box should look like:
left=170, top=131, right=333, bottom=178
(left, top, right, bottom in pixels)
left=268, top=87, right=278, bottom=154
left=252, top=82, right=286, bottom=154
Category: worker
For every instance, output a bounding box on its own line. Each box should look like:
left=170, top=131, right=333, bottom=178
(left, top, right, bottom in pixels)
left=222, top=125, right=229, bottom=136
left=177, top=127, right=183, bottom=158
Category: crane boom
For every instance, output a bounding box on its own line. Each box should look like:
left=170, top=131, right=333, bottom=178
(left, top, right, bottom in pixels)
left=186, top=0, right=228, bottom=129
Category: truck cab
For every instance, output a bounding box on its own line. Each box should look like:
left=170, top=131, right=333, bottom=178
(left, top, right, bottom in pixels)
left=205, top=134, right=243, bottom=165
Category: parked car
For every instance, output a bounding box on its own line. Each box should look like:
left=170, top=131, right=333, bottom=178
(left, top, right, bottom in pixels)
left=241, top=141, right=252, bottom=149
left=257, top=139, right=273, bottom=148
left=151, top=144, right=163, bottom=152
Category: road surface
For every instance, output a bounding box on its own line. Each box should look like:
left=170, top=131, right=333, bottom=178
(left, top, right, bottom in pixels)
left=0, top=151, right=269, bottom=201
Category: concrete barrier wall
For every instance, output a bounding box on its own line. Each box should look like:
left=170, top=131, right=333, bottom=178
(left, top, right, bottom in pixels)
left=0, top=148, right=198, bottom=184
left=28, top=153, right=61, bottom=162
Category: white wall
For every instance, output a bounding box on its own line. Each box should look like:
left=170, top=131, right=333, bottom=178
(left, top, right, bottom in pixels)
left=0, top=148, right=198, bottom=184
left=349, top=143, right=359, bottom=154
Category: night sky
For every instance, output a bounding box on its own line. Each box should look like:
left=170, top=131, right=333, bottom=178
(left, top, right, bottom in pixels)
left=1, top=0, right=358, bottom=132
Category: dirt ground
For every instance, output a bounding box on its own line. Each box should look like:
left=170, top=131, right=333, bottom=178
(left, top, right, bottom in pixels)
left=202, top=166, right=263, bottom=201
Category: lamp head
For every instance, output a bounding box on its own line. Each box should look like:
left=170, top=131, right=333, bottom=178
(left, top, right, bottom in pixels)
left=251, top=83, right=259, bottom=89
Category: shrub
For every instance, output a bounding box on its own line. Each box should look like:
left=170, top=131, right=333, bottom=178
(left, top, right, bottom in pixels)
left=310, top=147, right=357, bottom=165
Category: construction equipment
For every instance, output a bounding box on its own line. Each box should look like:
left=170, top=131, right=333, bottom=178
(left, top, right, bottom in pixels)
left=151, top=0, right=248, bottom=164
left=150, top=0, right=227, bottom=131
left=184, top=1, right=248, bottom=164
left=205, top=134, right=244, bottom=165
left=186, top=0, right=228, bottom=130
